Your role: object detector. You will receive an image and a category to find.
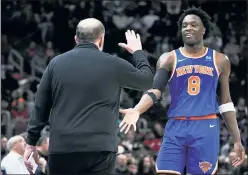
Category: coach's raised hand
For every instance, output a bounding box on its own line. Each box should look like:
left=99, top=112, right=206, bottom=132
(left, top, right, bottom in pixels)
left=118, top=30, right=142, bottom=54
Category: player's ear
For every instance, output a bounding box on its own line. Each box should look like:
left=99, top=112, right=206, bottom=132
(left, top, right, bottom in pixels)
left=74, top=35, right=78, bottom=44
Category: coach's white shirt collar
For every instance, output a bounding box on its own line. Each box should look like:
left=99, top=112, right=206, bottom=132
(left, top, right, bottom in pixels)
left=1, top=151, right=30, bottom=174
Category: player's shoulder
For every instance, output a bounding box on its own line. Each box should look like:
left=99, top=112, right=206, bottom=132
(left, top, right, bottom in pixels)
left=158, top=50, right=177, bottom=63
left=156, top=50, right=176, bottom=70
left=213, top=50, right=229, bottom=64
left=213, top=49, right=228, bottom=60
left=212, top=49, right=230, bottom=74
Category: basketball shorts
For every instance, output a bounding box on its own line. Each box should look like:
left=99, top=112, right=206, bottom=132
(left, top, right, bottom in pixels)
left=156, top=114, right=219, bottom=175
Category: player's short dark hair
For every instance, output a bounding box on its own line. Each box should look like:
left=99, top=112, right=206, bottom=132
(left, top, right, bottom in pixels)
left=177, top=7, right=214, bottom=39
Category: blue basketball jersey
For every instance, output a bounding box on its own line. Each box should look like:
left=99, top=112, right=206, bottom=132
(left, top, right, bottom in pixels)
left=167, top=47, right=219, bottom=117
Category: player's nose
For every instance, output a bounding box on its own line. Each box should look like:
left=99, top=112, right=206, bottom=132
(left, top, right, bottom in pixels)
left=185, top=27, right=194, bottom=33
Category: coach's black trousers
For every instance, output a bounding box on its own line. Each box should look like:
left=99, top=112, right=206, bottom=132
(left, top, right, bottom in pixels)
left=48, top=151, right=116, bottom=175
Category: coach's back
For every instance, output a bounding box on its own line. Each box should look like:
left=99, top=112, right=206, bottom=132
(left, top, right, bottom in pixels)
left=29, top=41, right=153, bottom=154
left=25, top=18, right=153, bottom=174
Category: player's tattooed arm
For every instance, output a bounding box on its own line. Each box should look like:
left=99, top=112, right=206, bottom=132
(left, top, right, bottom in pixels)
left=217, top=53, right=241, bottom=143
left=134, top=52, right=174, bottom=114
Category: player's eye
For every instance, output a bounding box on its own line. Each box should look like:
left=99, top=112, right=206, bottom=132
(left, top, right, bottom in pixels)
left=192, top=23, right=198, bottom=27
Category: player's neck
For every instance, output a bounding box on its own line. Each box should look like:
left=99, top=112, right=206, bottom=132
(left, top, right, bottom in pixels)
left=183, top=42, right=205, bottom=55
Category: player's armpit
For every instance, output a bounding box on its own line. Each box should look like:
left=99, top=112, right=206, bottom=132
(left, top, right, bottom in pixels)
left=217, top=54, right=241, bottom=143
left=134, top=52, right=174, bottom=115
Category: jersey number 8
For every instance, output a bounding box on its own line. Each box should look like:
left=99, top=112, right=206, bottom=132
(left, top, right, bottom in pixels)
left=188, top=76, right=200, bottom=95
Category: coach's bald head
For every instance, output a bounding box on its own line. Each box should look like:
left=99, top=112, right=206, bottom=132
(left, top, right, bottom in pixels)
left=75, top=18, right=105, bottom=51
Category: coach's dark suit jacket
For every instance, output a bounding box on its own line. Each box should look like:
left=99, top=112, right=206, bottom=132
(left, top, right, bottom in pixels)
left=26, top=42, right=153, bottom=153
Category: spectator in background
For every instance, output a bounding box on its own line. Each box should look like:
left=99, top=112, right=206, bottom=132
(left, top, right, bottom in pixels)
left=1, top=137, right=8, bottom=158
left=116, top=154, right=129, bottom=175
left=26, top=41, right=37, bottom=58
left=1, top=35, right=11, bottom=60
left=236, top=97, right=248, bottom=146
left=112, top=8, right=132, bottom=30
left=141, top=10, right=159, bottom=30
left=122, top=130, right=136, bottom=152
left=164, top=0, right=182, bottom=15
left=36, top=134, right=49, bottom=175
left=120, top=89, right=134, bottom=109
left=1, top=135, right=29, bottom=174
left=152, top=122, right=164, bottom=139
left=10, top=98, right=28, bottom=120
left=11, top=78, right=34, bottom=102
left=36, top=134, right=49, bottom=161
left=45, top=41, right=55, bottom=60
left=204, top=33, right=223, bottom=52
left=143, top=130, right=161, bottom=152
left=19, top=132, right=28, bottom=141
left=13, top=118, right=28, bottom=136
left=137, top=155, right=156, bottom=175
left=223, top=36, right=241, bottom=60
left=236, top=97, right=247, bottom=118
left=37, top=7, right=54, bottom=43
left=127, top=157, right=138, bottom=175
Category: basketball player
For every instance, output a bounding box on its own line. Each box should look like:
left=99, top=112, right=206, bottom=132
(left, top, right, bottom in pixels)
left=119, top=7, right=246, bottom=175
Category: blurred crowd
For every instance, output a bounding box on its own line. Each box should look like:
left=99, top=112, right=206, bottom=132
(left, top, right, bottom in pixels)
left=1, top=0, right=248, bottom=174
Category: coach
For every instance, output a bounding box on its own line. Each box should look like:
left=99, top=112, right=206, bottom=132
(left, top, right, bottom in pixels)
left=23, top=18, right=153, bottom=174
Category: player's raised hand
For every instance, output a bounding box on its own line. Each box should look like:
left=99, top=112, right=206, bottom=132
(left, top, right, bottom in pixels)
left=118, top=30, right=142, bottom=54
left=119, top=108, right=140, bottom=134
left=232, top=142, right=246, bottom=167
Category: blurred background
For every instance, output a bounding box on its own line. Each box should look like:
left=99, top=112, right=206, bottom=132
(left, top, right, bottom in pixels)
left=1, top=0, right=248, bottom=174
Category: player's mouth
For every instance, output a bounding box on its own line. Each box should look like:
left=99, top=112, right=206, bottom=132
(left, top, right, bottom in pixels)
left=185, top=33, right=194, bottom=38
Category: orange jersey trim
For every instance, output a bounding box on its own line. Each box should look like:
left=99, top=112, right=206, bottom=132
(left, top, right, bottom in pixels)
left=179, top=47, right=208, bottom=58
left=174, top=114, right=217, bottom=120
left=168, top=50, right=177, bottom=82
left=213, top=50, right=220, bottom=76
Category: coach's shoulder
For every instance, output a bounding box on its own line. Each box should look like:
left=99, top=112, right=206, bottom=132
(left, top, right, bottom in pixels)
left=100, top=52, right=127, bottom=64
left=48, top=55, right=59, bottom=66
left=49, top=51, right=71, bottom=64
left=101, top=52, right=120, bottom=59
left=46, top=53, right=65, bottom=71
